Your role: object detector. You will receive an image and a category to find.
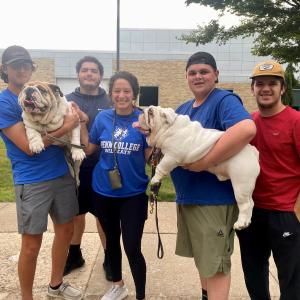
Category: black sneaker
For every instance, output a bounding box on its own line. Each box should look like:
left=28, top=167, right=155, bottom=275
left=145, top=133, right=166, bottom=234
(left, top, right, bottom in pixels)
left=103, top=260, right=113, bottom=281
left=63, top=254, right=85, bottom=276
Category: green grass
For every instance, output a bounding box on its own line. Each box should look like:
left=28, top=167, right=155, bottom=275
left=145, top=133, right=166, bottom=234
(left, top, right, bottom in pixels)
left=0, top=139, right=175, bottom=202
left=0, top=139, right=14, bottom=202
left=146, top=165, right=175, bottom=202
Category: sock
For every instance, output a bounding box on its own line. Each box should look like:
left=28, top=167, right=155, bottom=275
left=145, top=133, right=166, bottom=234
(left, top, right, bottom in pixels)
left=50, top=282, right=62, bottom=290
left=202, top=289, right=208, bottom=300
left=69, top=244, right=81, bottom=257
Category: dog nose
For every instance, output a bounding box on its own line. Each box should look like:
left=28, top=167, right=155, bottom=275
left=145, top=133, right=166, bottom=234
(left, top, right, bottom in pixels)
left=25, top=87, right=35, bottom=98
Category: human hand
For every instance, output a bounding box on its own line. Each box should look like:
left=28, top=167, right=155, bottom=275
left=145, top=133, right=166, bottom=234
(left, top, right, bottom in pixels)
left=70, top=102, right=89, bottom=124
left=62, top=109, right=80, bottom=132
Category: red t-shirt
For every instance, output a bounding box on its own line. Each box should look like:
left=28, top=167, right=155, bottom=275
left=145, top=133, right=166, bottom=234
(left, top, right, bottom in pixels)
left=251, top=107, right=300, bottom=211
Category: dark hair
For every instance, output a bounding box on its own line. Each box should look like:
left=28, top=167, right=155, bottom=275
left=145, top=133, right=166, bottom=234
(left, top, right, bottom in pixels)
left=0, top=65, right=8, bottom=83
left=109, top=71, right=140, bottom=100
left=251, top=77, right=285, bottom=87
left=75, top=56, right=104, bottom=76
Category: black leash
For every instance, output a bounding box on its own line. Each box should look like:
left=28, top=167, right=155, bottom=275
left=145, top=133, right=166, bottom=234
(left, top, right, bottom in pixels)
left=45, top=132, right=86, bottom=149
left=149, top=147, right=164, bottom=259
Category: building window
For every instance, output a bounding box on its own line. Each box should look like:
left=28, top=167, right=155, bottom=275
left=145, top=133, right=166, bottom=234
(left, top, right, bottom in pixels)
left=139, top=86, right=159, bottom=106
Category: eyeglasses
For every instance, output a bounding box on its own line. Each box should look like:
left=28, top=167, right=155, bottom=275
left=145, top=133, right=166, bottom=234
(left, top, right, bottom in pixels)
left=8, top=61, right=33, bottom=71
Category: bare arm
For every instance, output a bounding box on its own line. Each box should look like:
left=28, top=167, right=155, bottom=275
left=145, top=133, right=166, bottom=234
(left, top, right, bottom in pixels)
left=2, top=110, right=81, bottom=156
left=184, top=119, right=256, bottom=172
left=79, top=122, right=99, bottom=155
left=294, top=192, right=300, bottom=222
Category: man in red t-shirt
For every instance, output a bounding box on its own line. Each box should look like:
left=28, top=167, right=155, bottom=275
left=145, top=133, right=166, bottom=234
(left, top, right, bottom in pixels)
left=237, top=60, right=300, bottom=300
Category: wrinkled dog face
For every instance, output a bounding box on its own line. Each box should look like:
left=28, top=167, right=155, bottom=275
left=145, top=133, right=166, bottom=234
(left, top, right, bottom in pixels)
left=19, top=81, right=63, bottom=116
left=133, top=106, right=177, bottom=147
left=136, top=106, right=156, bottom=131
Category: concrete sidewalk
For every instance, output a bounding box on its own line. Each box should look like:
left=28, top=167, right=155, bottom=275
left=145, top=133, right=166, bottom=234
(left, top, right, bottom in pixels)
left=0, top=202, right=280, bottom=299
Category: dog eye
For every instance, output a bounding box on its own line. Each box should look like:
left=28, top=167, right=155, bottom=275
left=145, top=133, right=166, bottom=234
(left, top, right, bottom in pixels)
left=39, top=88, right=47, bottom=94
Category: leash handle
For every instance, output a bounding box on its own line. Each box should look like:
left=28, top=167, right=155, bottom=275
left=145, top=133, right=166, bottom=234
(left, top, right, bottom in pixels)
left=149, top=147, right=164, bottom=259
left=154, top=190, right=164, bottom=259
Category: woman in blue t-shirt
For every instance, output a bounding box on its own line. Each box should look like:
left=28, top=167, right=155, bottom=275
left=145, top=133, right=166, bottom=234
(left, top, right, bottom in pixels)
left=82, top=71, right=151, bottom=300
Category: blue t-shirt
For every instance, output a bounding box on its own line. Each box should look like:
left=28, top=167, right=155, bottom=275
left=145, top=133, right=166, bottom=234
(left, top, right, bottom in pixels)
left=0, top=88, right=68, bottom=184
left=90, top=108, right=149, bottom=197
left=171, top=88, right=252, bottom=205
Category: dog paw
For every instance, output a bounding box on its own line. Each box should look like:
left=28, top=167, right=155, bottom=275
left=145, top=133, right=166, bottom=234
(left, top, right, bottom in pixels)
left=71, top=148, right=85, bottom=161
left=150, top=177, right=161, bottom=186
left=29, top=141, right=45, bottom=153
left=233, top=215, right=251, bottom=230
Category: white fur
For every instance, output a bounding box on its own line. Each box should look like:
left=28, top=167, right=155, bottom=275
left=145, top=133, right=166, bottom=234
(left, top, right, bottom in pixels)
left=137, top=106, right=260, bottom=230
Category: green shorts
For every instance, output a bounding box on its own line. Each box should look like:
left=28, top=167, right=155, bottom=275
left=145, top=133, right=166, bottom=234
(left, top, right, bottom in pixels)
left=176, top=204, right=238, bottom=278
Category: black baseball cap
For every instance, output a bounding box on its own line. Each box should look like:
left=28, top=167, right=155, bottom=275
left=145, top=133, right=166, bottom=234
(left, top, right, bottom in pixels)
left=2, top=45, right=33, bottom=65
left=186, top=51, right=217, bottom=70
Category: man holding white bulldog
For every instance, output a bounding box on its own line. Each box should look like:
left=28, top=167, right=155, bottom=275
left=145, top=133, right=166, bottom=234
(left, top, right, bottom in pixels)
left=171, top=52, right=256, bottom=300
left=0, top=45, right=83, bottom=299
left=237, top=61, right=300, bottom=300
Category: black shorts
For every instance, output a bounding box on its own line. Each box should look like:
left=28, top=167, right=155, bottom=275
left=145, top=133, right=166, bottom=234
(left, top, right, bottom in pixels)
left=77, top=167, right=95, bottom=215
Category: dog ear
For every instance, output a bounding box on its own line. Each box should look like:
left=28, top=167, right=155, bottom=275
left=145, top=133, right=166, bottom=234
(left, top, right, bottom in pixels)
left=48, top=83, right=63, bottom=97
left=162, top=108, right=176, bottom=124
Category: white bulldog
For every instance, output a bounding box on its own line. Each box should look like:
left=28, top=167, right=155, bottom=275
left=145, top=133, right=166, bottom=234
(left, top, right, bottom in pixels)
left=19, top=81, right=85, bottom=183
left=133, top=105, right=260, bottom=230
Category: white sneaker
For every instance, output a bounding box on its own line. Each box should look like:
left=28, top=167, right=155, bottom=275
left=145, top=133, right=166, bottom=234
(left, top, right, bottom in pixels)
left=47, top=282, right=82, bottom=300
left=101, top=284, right=129, bottom=300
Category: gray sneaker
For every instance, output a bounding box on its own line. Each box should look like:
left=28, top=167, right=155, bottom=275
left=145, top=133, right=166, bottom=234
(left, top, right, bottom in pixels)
left=101, top=284, right=128, bottom=300
left=47, top=282, right=83, bottom=300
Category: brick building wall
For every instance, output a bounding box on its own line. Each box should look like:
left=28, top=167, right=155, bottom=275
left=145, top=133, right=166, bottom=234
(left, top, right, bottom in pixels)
left=0, top=58, right=257, bottom=113
left=0, top=58, right=55, bottom=91
left=118, top=60, right=258, bottom=113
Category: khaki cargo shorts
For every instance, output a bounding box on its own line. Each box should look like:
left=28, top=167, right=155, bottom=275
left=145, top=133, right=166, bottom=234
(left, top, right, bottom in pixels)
left=176, top=204, right=238, bottom=278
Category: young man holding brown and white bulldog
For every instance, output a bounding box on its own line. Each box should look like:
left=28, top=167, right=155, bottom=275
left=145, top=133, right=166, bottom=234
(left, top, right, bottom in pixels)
left=0, top=45, right=84, bottom=300
left=64, top=56, right=112, bottom=279
left=170, top=52, right=256, bottom=300
left=236, top=61, right=300, bottom=300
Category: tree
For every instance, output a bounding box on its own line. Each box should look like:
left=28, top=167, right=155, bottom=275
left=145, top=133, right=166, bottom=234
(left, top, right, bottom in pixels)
left=283, top=63, right=299, bottom=105
left=182, top=0, right=300, bottom=65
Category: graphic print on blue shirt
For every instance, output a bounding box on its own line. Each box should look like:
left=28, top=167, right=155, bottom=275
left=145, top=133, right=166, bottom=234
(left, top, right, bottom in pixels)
left=90, top=109, right=149, bottom=197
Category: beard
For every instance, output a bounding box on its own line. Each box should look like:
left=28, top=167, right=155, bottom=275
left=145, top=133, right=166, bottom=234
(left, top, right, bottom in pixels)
left=257, top=96, right=281, bottom=110
left=79, top=78, right=100, bottom=92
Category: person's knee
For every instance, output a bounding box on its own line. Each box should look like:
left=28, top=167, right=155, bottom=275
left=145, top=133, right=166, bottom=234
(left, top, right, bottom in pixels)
left=21, top=235, right=42, bottom=259
left=54, top=221, right=74, bottom=240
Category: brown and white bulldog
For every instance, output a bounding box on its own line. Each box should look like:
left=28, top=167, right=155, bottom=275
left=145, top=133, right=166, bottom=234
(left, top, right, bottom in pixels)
left=19, top=81, right=85, bottom=183
left=133, top=105, right=260, bottom=230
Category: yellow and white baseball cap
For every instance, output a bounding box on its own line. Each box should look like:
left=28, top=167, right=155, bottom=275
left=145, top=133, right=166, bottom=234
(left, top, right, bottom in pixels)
left=250, top=60, right=285, bottom=79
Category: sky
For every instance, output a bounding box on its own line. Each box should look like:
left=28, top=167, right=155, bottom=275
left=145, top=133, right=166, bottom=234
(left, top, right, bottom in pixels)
left=0, top=0, right=239, bottom=51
